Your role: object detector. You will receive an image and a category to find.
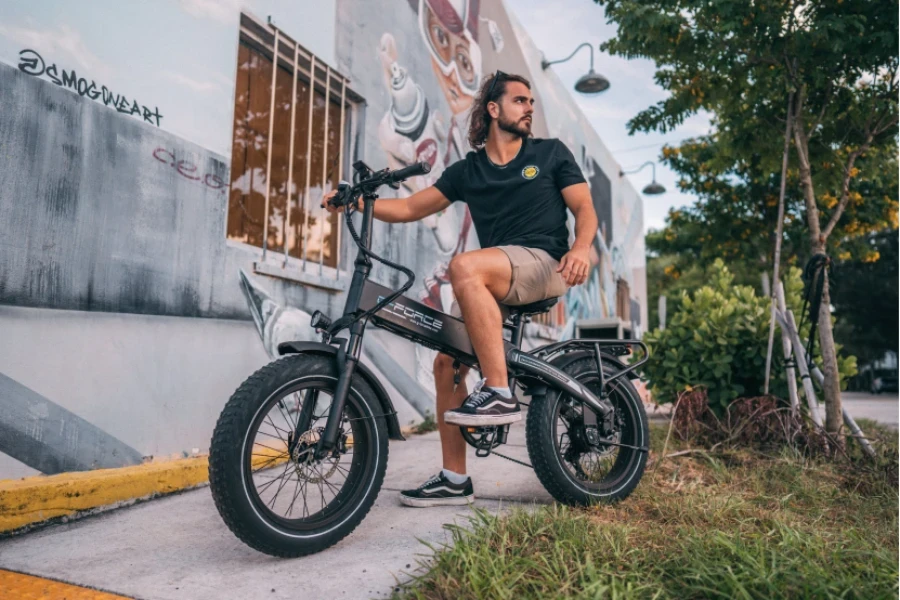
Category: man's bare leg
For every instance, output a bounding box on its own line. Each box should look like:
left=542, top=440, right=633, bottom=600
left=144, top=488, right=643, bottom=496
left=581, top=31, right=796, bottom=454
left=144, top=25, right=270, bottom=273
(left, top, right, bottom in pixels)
left=447, top=248, right=513, bottom=387
left=433, top=353, right=470, bottom=474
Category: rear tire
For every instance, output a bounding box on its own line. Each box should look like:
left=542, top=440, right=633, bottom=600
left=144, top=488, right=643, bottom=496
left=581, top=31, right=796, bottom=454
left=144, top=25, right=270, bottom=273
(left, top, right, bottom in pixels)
left=526, top=354, right=648, bottom=506
left=208, top=354, right=388, bottom=557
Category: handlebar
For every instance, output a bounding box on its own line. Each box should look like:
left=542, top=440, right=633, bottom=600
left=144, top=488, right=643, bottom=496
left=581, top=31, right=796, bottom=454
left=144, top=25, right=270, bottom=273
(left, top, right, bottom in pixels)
left=388, top=161, right=431, bottom=184
left=327, top=161, right=431, bottom=208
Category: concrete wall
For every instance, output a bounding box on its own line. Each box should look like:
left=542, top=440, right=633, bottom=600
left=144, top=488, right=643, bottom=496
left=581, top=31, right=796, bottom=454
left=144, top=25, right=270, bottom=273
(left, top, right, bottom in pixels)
left=0, top=63, right=347, bottom=322
left=0, top=305, right=423, bottom=480
left=0, top=0, right=647, bottom=480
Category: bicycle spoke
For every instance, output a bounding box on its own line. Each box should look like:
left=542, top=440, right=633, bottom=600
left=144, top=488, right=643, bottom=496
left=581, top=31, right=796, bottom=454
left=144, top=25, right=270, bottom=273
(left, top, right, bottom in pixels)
left=272, top=403, right=295, bottom=438
left=267, top=464, right=296, bottom=509
left=256, top=461, right=292, bottom=494
left=264, top=415, right=291, bottom=442
left=286, top=477, right=303, bottom=517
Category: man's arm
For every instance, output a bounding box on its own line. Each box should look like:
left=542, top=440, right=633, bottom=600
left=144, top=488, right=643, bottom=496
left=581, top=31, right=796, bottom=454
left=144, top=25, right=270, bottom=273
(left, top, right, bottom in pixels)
left=322, top=186, right=452, bottom=223
left=558, top=182, right=598, bottom=286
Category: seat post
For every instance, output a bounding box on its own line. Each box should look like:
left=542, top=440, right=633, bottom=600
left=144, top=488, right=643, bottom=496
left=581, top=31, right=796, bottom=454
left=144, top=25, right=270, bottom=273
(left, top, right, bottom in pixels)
left=507, top=313, right=526, bottom=393
left=509, top=313, right=526, bottom=349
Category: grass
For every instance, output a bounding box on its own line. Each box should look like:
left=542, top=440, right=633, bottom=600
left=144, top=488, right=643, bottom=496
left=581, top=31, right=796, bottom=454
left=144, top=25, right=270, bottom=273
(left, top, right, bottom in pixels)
left=412, top=411, right=439, bottom=435
left=395, top=421, right=899, bottom=600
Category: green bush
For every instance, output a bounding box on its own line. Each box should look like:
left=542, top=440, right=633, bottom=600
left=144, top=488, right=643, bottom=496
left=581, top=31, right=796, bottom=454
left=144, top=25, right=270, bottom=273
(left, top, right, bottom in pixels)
left=643, top=260, right=856, bottom=409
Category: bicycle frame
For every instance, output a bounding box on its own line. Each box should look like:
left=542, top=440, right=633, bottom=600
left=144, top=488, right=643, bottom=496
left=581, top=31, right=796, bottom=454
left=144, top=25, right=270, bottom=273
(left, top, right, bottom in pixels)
left=311, top=185, right=648, bottom=458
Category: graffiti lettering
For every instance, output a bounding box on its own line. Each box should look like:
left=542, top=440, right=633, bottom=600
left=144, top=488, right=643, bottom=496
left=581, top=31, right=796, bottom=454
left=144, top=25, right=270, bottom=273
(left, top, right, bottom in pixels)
left=153, top=148, right=227, bottom=193
left=17, top=49, right=163, bottom=127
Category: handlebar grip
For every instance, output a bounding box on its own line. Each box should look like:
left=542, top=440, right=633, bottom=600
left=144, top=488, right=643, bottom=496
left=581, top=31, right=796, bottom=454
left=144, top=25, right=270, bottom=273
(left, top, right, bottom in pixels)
left=390, top=161, right=431, bottom=183
left=328, top=181, right=352, bottom=208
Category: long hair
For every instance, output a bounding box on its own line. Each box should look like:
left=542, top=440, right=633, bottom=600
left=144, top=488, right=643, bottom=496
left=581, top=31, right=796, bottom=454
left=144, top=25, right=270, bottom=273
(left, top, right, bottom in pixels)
left=467, top=72, right=532, bottom=149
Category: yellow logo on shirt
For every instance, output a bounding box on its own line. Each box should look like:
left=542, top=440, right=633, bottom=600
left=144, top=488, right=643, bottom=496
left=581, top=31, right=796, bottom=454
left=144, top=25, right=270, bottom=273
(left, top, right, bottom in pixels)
left=522, top=165, right=539, bottom=180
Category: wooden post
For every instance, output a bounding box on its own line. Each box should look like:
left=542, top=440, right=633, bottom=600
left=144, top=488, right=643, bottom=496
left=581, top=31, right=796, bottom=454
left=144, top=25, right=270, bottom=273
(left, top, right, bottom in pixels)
left=774, top=282, right=800, bottom=416
left=775, top=308, right=822, bottom=427
left=808, top=365, right=876, bottom=458
left=764, top=92, right=795, bottom=394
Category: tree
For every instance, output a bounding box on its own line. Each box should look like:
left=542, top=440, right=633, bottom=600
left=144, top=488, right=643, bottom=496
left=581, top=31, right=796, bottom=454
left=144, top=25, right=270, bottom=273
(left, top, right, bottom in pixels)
left=831, top=231, right=899, bottom=367
left=646, top=137, right=897, bottom=333
left=598, top=0, right=899, bottom=440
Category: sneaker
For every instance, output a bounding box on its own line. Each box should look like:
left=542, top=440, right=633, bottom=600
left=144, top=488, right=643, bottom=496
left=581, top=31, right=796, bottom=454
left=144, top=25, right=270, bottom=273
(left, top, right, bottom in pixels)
left=443, top=379, right=522, bottom=426
left=399, top=472, right=475, bottom=508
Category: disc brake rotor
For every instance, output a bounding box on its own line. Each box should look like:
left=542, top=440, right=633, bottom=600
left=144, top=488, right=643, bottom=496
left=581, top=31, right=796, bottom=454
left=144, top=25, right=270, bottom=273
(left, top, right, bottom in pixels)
left=289, top=428, right=344, bottom=483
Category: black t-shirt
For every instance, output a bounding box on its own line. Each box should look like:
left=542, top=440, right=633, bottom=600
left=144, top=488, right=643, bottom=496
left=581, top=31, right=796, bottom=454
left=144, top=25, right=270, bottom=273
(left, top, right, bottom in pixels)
left=433, top=138, right=585, bottom=262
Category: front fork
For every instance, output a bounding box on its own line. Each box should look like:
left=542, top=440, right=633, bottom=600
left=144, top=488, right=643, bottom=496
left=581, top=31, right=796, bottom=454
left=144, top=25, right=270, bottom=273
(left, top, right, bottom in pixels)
left=313, top=318, right=367, bottom=459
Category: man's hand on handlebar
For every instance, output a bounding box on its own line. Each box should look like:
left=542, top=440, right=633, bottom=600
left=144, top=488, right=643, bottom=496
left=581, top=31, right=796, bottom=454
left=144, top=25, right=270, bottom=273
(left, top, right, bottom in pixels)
left=322, top=189, right=361, bottom=214
left=320, top=162, right=431, bottom=217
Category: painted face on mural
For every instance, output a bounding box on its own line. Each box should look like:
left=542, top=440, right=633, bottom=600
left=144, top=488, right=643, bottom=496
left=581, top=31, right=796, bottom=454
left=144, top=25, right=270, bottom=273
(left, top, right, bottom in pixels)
left=419, top=0, right=483, bottom=116
left=492, top=81, right=534, bottom=139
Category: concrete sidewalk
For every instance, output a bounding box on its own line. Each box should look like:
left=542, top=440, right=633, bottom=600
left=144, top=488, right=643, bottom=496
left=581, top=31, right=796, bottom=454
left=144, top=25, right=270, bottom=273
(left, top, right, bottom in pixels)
left=0, top=425, right=551, bottom=600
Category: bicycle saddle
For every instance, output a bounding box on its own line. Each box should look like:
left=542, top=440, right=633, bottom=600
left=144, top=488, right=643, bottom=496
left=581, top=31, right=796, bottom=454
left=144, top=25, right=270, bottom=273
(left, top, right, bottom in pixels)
left=504, top=297, right=559, bottom=317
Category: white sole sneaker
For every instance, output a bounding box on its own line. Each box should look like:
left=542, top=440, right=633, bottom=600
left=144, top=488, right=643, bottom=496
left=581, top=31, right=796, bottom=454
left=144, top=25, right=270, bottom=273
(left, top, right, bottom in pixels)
left=399, top=494, right=475, bottom=508
left=443, top=411, right=523, bottom=427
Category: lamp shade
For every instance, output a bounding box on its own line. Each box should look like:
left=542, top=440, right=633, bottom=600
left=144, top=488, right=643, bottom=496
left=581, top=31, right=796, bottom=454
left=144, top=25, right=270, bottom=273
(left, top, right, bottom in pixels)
left=574, top=70, right=610, bottom=94
left=642, top=181, right=666, bottom=195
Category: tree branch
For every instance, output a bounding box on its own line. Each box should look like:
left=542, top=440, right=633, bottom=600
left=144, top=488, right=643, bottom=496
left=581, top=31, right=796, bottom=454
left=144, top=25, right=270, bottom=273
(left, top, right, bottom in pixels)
left=820, top=101, right=897, bottom=241
left=806, top=80, right=833, bottom=143
left=791, top=86, right=823, bottom=247
left=821, top=146, right=866, bottom=241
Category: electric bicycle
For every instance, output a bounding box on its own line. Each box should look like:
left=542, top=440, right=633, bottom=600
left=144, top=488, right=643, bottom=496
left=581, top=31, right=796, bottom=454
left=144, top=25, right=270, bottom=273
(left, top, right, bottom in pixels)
left=208, top=160, right=650, bottom=557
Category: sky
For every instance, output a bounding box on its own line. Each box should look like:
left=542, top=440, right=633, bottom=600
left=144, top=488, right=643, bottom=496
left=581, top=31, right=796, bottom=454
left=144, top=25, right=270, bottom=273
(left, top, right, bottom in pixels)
left=508, top=0, right=713, bottom=233
left=0, top=0, right=336, bottom=163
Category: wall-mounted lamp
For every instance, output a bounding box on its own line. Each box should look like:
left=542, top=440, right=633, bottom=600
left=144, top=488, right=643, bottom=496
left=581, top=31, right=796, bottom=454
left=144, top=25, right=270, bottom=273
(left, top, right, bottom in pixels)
left=619, top=161, right=667, bottom=195
left=541, top=42, right=610, bottom=94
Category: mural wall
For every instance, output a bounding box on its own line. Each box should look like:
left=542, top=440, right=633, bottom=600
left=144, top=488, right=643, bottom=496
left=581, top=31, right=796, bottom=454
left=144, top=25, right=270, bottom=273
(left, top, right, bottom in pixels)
left=0, top=0, right=645, bottom=480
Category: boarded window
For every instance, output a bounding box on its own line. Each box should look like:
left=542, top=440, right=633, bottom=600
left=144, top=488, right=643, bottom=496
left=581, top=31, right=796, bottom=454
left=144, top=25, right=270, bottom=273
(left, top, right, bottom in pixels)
left=227, top=16, right=351, bottom=271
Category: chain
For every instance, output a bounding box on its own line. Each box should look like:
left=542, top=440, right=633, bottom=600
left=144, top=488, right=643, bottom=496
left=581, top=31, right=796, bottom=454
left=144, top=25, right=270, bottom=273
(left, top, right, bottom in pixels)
left=490, top=450, right=533, bottom=469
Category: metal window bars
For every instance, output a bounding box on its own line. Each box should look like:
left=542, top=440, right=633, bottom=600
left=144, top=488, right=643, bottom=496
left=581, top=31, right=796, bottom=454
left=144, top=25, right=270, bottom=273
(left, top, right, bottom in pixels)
left=246, top=14, right=351, bottom=279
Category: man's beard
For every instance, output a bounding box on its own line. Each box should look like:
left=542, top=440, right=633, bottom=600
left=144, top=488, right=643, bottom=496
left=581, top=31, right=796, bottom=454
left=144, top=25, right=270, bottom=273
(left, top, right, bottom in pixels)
left=496, top=111, right=532, bottom=138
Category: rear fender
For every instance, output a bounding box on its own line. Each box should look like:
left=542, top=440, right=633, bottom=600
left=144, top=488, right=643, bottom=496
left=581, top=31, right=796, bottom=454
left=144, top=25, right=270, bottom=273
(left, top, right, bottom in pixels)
left=277, top=341, right=404, bottom=441
left=519, top=349, right=629, bottom=398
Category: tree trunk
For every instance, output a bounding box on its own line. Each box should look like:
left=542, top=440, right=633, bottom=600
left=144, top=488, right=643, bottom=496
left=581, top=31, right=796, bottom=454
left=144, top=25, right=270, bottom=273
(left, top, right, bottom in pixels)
left=790, top=90, right=844, bottom=446
left=816, top=267, right=844, bottom=444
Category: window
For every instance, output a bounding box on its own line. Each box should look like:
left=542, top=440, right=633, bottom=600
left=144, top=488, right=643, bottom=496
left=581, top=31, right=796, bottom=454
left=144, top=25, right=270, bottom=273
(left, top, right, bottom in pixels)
left=227, top=14, right=356, bottom=276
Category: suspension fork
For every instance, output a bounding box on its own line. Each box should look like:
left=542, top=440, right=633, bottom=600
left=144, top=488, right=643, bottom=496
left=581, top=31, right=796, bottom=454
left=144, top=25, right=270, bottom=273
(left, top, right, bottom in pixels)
left=290, top=389, right=319, bottom=452
left=315, top=319, right=367, bottom=458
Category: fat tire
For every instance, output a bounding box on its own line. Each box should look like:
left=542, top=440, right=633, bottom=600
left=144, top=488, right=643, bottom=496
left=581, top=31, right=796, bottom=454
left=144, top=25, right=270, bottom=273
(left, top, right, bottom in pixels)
left=208, top=354, right=388, bottom=557
left=526, top=355, right=648, bottom=506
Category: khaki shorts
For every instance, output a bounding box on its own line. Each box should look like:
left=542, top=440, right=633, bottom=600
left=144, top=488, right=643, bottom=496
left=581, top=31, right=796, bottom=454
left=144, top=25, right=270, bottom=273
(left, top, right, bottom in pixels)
left=450, top=245, right=568, bottom=318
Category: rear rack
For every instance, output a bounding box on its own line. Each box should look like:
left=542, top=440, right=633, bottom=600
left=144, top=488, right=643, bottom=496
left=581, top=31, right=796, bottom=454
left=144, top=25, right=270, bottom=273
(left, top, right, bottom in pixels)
left=531, top=339, right=649, bottom=389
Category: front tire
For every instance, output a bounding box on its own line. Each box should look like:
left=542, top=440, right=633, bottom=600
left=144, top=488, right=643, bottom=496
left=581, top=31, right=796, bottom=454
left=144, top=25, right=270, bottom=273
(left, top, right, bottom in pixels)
left=526, top=354, right=649, bottom=506
left=208, top=354, right=388, bottom=557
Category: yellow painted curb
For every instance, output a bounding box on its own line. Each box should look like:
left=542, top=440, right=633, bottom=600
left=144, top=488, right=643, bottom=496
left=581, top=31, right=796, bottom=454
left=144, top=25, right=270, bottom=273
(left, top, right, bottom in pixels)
left=0, top=445, right=295, bottom=533
left=0, top=569, right=133, bottom=599
left=0, top=457, right=210, bottom=533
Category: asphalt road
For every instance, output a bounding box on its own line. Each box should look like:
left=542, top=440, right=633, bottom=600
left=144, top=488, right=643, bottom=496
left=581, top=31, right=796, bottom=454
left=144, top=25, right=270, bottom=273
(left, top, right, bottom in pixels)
left=644, top=391, right=899, bottom=430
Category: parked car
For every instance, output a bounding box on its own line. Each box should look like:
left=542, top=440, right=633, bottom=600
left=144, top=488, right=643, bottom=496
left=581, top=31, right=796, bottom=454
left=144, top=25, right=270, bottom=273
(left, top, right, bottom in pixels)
left=870, top=369, right=899, bottom=394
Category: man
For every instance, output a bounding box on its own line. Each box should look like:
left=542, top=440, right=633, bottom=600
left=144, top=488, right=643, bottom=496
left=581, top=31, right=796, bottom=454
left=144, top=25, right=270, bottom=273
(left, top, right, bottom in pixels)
left=323, top=72, right=598, bottom=507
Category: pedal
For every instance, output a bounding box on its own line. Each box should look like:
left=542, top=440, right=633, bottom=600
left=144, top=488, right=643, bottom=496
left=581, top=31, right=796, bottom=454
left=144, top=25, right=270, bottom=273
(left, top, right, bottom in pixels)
left=496, top=424, right=509, bottom=445
left=474, top=427, right=498, bottom=458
